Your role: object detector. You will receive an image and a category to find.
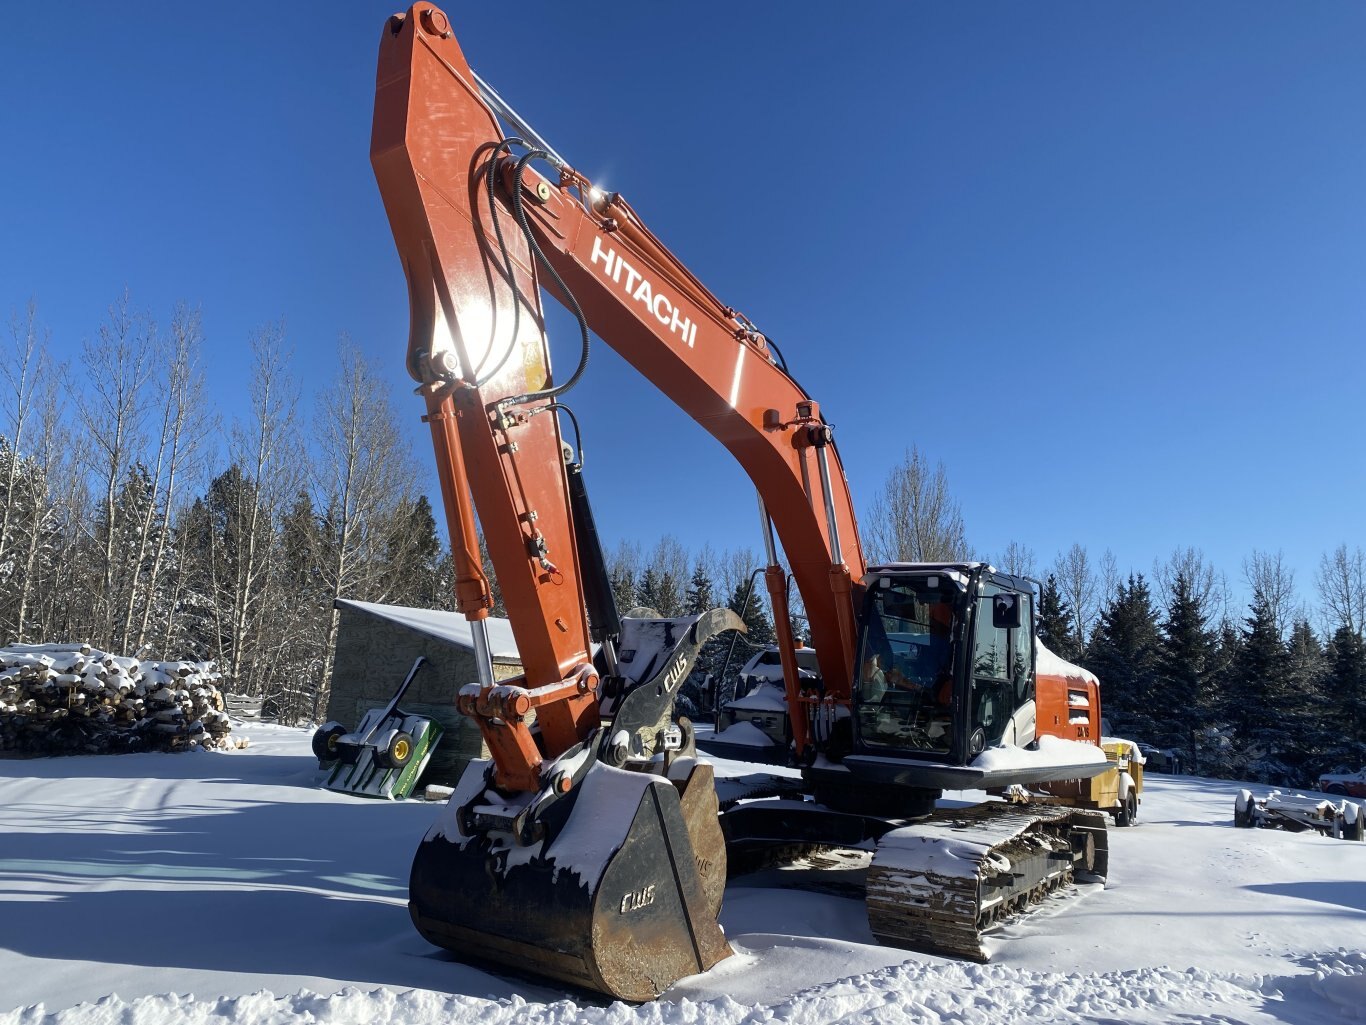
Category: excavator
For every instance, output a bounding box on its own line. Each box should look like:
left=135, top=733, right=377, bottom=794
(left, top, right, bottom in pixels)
left=370, top=3, right=1114, bottom=1001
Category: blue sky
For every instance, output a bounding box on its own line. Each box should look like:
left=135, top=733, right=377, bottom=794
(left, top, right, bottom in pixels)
left=3, top=3, right=1363, bottom=616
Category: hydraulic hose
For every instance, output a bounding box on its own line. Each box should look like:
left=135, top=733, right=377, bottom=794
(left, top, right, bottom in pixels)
left=496, top=150, right=592, bottom=409
left=473, top=138, right=526, bottom=387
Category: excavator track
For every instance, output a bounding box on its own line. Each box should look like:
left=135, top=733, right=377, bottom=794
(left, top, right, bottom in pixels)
left=866, top=804, right=1108, bottom=961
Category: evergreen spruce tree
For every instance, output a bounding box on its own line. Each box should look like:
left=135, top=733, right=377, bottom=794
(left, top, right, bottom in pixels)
left=279, top=490, right=320, bottom=589
left=1189, top=618, right=1244, bottom=776
left=678, top=560, right=719, bottom=718
left=637, top=567, right=664, bottom=615
left=381, top=495, right=443, bottom=609
left=1083, top=574, right=1162, bottom=735
left=167, top=497, right=218, bottom=660
left=1157, top=571, right=1214, bottom=754
left=1323, top=626, right=1366, bottom=770
left=1037, top=574, right=1079, bottom=661
left=706, top=577, right=774, bottom=708
left=607, top=560, right=638, bottom=619
left=1227, top=590, right=1293, bottom=782
left=641, top=540, right=686, bottom=616
left=258, top=489, right=325, bottom=721
left=1283, top=618, right=1327, bottom=781
left=474, top=530, right=506, bottom=617
left=684, top=561, right=714, bottom=615
left=727, top=578, right=774, bottom=649
left=197, top=464, right=276, bottom=690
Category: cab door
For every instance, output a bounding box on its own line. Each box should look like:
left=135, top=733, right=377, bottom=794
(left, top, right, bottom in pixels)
left=967, top=584, right=1035, bottom=756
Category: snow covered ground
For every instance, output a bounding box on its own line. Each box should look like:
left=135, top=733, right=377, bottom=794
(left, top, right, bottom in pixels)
left=2, top=724, right=1364, bottom=1024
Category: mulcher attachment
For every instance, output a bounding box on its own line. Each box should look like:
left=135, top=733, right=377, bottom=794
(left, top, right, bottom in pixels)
left=409, top=609, right=742, bottom=1001
left=313, top=657, right=441, bottom=800
left=866, top=805, right=1109, bottom=961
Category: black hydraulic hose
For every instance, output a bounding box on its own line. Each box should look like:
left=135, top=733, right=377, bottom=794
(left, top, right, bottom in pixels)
left=765, top=336, right=790, bottom=374
left=497, top=150, right=591, bottom=409
left=565, top=456, right=620, bottom=644
left=473, top=138, right=527, bottom=387
left=526, top=400, right=584, bottom=467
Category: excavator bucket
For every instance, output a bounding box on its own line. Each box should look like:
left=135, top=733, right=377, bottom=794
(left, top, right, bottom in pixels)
left=410, top=758, right=728, bottom=1000
left=409, top=609, right=741, bottom=1001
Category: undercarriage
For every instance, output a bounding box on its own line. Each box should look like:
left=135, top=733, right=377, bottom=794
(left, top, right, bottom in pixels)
left=718, top=778, right=1109, bottom=963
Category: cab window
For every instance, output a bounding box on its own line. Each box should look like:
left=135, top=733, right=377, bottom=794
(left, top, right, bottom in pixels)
left=969, top=585, right=1033, bottom=753
left=973, top=592, right=1009, bottom=681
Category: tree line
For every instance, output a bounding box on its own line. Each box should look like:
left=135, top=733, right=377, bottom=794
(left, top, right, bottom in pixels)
left=1, top=298, right=780, bottom=726
left=5, top=300, right=1361, bottom=785
left=1038, top=547, right=1366, bottom=787
left=874, top=446, right=1366, bottom=786
left=480, top=533, right=780, bottom=720
left=0, top=299, right=443, bottom=723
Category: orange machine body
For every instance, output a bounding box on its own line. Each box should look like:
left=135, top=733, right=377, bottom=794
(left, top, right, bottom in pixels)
left=1034, top=661, right=1102, bottom=745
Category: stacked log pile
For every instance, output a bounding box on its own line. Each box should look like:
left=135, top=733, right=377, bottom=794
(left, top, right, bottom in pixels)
left=0, top=643, right=244, bottom=756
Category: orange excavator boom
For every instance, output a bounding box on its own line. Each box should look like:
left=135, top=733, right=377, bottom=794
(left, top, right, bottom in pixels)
left=371, top=2, right=865, bottom=782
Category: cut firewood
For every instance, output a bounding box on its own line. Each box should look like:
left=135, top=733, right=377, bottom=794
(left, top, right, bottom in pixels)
left=0, top=643, right=243, bottom=756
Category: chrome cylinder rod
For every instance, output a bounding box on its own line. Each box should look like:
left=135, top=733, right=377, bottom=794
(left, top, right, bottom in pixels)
left=469, top=616, right=497, bottom=690
left=813, top=435, right=844, bottom=566
left=473, top=70, right=569, bottom=170
left=757, top=492, right=780, bottom=567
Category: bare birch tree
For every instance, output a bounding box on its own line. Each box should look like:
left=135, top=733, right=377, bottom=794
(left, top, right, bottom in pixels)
left=1053, top=543, right=1099, bottom=651
left=0, top=304, right=50, bottom=608
left=310, top=338, right=417, bottom=716
left=864, top=446, right=968, bottom=564
left=716, top=546, right=763, bottom=601
left=1316, top=543, right=1366, bottom=640
left=1153, top=546, right=1218, bottom=615
left=1243, top=549, right=1297, bottom=641
left=0, top=304, right=46, bottom=582
left=11, top=373, right=69, bottom=641
left=121, top=305, right=215, bottom=651
left=221, top=322, right=301, bottom=692
left=74, top=293, right=155, bottom=648
left=1099, top=549, right=1120, bottom=607
left=996, top=540, right=1038, bottom=579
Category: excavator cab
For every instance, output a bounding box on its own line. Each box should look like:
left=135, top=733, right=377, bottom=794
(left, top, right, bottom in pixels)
left=822, top=563, right=1107, bottom=803
left=850, top=564, right=1038, bottom=767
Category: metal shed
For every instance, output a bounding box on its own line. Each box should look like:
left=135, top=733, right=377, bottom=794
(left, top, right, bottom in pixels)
left=324, top=599, right=522, bottom=785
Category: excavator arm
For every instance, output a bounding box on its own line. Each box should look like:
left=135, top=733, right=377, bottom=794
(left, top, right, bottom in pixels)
left=371, top=2, right=865, bottom=780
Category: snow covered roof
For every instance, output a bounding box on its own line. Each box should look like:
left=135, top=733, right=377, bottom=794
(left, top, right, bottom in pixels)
left=1035, top=638, right=1098, bottom=686
left=862, top=563, right=983, bottom=588
left=865, top=561, right=986, bottom=574
left=726, top=681, right=790, bottom=712
left=335, top=599, right=520, bottom=660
